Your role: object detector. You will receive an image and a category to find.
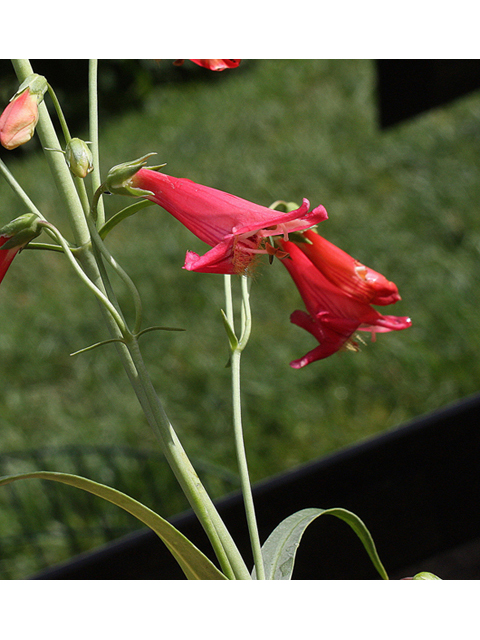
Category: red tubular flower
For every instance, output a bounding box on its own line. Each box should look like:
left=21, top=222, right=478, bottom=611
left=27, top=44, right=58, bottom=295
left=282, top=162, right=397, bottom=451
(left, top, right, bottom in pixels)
left=189, top=59, right=241, bottom=71
left=278, top=231, right=411, bottom=368
left=297, top=229, right=401, bottom=305
left=0, top=236, right=23, bottom=283
left=130, top=168, right=328, bottom=274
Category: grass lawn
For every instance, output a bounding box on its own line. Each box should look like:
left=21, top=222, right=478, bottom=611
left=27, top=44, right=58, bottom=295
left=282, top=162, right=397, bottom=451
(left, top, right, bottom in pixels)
left=0, top=59, right=479, bottom=577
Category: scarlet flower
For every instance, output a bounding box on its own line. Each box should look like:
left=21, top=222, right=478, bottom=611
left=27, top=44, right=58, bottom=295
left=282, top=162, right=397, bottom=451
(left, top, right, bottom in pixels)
left=0, top=89, right=39, bottom=150
left=130, top=168, right=328, bottom=274
left=278, top=230, right=411, bottom=368
left=0, top=236, right=23, bottom=283
left=296, top=229, right=402, bottom=305
left=187, top=60, right=241, bottom=71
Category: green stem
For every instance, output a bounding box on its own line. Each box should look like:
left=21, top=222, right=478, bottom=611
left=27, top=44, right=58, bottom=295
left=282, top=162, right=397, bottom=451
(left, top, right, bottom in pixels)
left=89, top=60, right=106, bottom=228
left=46, top=82, right=72, bottom=145
left=87, top=215, right=144, bottom=335
left=26, top=242, right=65, bottom=253
left=225, top=275, right=265, bottom=579
left=124, top=336, right=250, bottom=580
left=46, top=81, right=91, bottom=218
left=0, top=158, right=60, bottom=248
left=224, top=274, right=235, bottom=329
left=37, top=221, right=128, bottom=336
left=12, top=60, right=90, bottom=248
left=239, top=275, right=252, bottom=348
left=0, top=158, right=44, bottom=217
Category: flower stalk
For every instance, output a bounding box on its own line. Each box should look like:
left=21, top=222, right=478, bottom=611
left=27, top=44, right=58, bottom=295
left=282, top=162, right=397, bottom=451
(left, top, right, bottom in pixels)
left=224, top=275, right=265, bottom=579
left=88, top=59, right=106, bottom=227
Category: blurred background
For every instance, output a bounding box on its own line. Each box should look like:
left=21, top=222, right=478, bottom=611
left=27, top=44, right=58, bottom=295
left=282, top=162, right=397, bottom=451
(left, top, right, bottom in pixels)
left=0, top=59, right=479, bottom=578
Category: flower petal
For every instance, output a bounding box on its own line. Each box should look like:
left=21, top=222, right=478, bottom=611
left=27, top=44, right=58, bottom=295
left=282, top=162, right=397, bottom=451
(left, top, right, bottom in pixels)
left=299, top=229, right=401, bottom=306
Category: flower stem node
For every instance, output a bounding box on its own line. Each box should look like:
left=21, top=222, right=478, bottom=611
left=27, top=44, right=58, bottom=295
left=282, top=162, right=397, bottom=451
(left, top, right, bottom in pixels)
left=0, top=74, right=47, bottom=150
left=65, top=138, right=94, bottom=178
left=105, top=153, right=165, bottom=196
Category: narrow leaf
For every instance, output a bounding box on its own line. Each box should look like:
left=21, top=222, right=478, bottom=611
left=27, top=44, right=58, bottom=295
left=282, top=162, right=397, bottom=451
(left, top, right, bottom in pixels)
left=70, top=338, right=125, bottom=357
left=98, top=200, right=153, bottom=239
left=0, top=471, right=227, bottom=580
left=220, top=309, right=238, bottom=351
left=252, top=507, right=388, bottom=580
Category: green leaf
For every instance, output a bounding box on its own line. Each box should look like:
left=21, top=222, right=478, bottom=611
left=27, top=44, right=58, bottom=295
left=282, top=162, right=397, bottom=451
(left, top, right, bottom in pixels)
left=98, top=199, right=153, bottom=239
left=252, top=507, right=389, bottom=580
left=220, top=309, right=238, bottom=351
left=0, top=471, right=227, bottom=580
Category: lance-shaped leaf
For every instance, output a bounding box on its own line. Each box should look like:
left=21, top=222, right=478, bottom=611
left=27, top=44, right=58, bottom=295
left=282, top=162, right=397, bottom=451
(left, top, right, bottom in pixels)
left=0, top=471, right=227, bottom=580
left=252, top=507, right=388, bottom=580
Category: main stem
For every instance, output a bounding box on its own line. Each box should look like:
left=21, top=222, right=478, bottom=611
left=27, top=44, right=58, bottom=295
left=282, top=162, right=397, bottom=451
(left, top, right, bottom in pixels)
left=11, top=59, right=250, bottom=580
left=125, top=336, right=249, bottom=579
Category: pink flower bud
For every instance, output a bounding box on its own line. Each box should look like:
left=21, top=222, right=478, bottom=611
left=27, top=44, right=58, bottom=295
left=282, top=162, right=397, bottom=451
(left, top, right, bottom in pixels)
left=0, top=89, right=39, bottom=150
left=0, top=74, right=47, bottom=150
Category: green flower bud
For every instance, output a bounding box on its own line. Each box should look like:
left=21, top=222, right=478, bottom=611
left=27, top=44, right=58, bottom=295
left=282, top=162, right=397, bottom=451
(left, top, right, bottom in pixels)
left=65, top=138, right=94, bottom=178
left=0, top=213, right=43, bottom=250
left=412, top=572, right=442, bottom=580
left=105, top=153, right=165, bottom=197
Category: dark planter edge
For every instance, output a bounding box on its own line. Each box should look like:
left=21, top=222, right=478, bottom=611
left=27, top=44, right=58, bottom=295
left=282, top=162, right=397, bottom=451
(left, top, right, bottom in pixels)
left=31, top=392, right=480, bottom=579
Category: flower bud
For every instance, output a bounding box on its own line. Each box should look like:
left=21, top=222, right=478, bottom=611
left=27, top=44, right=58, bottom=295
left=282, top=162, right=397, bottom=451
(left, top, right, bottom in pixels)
left=0, top=213, right=43, bottom=250
left=412, top=572, right=442, bottom=580
left=105, top=153, right=165, bottom=196
left=0, top=74, right=47, bottom=150
left=0, top=214, right=43, bottom=284
left=65, top=138, right=94, bottom=178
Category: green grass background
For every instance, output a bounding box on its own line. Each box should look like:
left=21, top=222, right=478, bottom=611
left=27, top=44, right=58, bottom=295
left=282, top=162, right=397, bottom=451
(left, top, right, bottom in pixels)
left=0, top=59, right=479, bottom=577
